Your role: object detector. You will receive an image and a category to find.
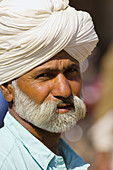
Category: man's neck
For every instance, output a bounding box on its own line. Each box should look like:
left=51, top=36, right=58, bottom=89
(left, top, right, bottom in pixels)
left=9, top=107, right=61, bottom=155
left=34, top=127, right=61, bottom=155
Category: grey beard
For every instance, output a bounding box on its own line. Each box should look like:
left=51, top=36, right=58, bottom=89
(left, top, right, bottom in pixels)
left=12, top=80, right=86, bottom=133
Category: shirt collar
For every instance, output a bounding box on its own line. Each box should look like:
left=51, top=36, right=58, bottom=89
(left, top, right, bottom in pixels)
left=59, top=138, right=90, bottom=169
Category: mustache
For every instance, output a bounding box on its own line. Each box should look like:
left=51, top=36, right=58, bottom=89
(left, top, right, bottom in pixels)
left=54, top=96, right=75, bottom=106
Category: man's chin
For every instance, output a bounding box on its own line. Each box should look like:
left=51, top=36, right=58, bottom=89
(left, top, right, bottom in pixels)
left=29, top=115, right=78, bottom=133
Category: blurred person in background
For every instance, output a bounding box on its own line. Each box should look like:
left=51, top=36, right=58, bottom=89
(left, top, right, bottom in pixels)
left=0, top=87, right=8, bottom=128
left=89, top=41, right=113, bottom=170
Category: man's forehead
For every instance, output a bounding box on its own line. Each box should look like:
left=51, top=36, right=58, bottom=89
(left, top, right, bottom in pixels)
left=32, top=51, right=80, bottom=73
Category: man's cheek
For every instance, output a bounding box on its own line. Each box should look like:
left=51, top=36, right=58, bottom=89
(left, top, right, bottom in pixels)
left=30, top=83, right=51, bottom=104
left=70, top=82, right=81, bottom=97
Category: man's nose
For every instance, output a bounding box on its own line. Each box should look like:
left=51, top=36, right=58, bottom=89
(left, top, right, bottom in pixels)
left=51, top=73, right=72, bottom=99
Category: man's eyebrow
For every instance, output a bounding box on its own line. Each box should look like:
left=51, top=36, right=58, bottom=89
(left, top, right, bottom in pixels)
left=65, top=64, right=79, bottom=70
left=33, top=68, right=58, bottom=75
left=33, top=64, right=79, bottom=75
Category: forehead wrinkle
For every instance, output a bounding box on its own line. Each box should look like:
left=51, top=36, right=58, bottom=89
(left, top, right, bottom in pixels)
left=31, top=53, right=80, bottom=74
left=32, top=63, right=79, bottom=76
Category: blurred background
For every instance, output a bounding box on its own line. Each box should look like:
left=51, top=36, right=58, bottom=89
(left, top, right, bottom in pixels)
left=0, top=0, right=113, bottom=169
left=62, top=0, right=113, bottom=170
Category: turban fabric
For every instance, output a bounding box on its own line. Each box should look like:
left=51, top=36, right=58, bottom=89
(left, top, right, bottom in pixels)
left=0, top=0, right=98, bottom=85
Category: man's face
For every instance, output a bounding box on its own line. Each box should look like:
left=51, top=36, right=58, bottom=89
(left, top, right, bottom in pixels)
left=13, top=50, right=86, bottom=133
left=17, top=50, right=81, bottom=105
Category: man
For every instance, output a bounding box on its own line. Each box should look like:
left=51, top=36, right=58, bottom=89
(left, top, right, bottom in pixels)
left=0, top=0, right=98, bottom=169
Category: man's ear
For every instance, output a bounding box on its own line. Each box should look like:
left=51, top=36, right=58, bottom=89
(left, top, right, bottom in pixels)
left=1, top=83, right=14, bottom=102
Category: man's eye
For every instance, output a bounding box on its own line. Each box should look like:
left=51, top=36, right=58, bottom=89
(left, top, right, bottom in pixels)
left=68, top=68, right=78, bottom=73
left=39, top=73, right=49, bottom=77
left=65, top=68, right=79, bottom=80
left=35, top=73, right=54, bottom=79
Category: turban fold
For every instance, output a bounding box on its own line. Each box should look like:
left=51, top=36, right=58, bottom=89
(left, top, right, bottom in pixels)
left=0, top=0, right=98, bottom=85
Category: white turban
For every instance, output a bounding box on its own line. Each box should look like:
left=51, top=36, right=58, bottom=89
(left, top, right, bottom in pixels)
left=0, top=0, right=98, bottom=85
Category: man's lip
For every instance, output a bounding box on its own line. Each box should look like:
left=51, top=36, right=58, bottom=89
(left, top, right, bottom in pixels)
left=56, top=104, right=74, bottom=114
left=57, top=103, right=74, bottom=108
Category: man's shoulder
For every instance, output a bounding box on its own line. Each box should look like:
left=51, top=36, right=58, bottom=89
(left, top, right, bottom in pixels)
left=0, top=126, right=16, bottom=146
left=0, top=126, right=16, bottom=168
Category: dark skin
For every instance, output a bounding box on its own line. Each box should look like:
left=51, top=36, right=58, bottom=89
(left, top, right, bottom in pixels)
left=1, top=50, right=82, bottom=155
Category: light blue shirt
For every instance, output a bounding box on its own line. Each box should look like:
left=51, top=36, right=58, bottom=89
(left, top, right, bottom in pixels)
left=0, top=112, right=90, bottom=170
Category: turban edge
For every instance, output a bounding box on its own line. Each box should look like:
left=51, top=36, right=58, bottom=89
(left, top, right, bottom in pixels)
left=0, top=0, right=98, bottom=85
